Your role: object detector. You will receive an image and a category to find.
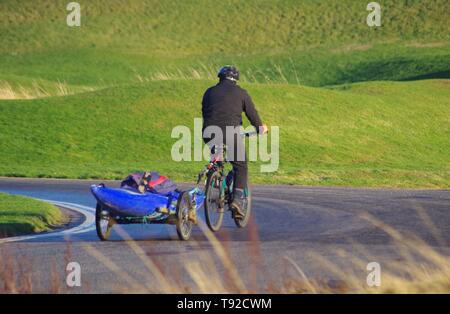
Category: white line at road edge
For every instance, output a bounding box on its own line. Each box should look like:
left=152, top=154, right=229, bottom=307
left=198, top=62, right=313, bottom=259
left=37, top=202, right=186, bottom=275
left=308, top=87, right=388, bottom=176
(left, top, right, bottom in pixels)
left=0, top=199, right=96, bottom=244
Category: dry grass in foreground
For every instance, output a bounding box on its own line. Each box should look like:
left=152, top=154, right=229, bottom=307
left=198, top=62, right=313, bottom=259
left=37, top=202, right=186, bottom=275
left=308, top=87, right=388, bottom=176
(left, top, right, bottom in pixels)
left=0, top=210, right=449, bottom=293
left=0, top=80, right=95, bottom=100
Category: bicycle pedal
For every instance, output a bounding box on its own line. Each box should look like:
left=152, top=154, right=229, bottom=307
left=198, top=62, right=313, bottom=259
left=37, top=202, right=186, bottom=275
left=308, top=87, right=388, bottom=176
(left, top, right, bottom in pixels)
left=231, top=211, right=244, bottom=219
left=230, top=203, right=244, bottom=218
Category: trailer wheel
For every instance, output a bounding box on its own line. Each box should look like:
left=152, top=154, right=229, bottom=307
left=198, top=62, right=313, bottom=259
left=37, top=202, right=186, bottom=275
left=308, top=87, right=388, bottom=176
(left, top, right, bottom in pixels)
left=96, top=203, right=115, bottom=241
left=176, top=192, right=193, bottom=241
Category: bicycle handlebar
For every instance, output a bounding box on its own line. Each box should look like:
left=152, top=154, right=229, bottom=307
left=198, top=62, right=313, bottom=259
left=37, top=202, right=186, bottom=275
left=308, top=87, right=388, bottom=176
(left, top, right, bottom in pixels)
left=241, top=131, right=258, bottom=137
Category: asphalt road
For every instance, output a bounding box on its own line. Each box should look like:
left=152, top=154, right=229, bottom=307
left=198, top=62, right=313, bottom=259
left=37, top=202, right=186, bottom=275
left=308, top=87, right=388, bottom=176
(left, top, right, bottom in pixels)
left=0, top=178, right=449, bottom=293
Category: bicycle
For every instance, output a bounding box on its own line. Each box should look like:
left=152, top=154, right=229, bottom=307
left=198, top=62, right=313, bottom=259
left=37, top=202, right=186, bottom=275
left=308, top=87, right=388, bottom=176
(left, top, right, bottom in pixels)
left=196, top=131, right=258, bottom=232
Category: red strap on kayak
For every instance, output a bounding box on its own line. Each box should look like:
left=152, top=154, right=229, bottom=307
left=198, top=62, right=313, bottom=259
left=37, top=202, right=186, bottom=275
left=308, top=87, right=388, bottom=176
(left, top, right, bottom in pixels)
left=148, top=175, right=167, bottom=188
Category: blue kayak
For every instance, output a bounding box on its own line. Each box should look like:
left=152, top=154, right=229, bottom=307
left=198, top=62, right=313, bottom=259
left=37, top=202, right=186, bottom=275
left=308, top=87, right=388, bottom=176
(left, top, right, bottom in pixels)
left=90, top=184, right=205, bottom=219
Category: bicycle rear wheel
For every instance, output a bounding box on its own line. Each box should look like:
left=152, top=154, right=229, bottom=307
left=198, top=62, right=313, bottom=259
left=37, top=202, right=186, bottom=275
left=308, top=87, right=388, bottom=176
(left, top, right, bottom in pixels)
left=204, top=171, right=224, bottom=232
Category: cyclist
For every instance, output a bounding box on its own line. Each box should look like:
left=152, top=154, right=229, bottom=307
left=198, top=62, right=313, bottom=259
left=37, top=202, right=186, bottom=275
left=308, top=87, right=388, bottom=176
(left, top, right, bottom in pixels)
left=201, top=65, right=268, bottom=217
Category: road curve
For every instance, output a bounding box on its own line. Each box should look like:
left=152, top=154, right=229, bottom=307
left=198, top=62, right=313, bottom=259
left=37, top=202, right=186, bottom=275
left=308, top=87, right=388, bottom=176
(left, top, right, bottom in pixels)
left=0, top=178, right=449, bottom=293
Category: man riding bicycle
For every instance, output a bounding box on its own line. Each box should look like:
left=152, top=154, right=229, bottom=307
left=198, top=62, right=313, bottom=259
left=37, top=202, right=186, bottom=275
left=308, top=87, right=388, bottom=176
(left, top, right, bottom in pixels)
left=202, top=65, right=268, bottom=217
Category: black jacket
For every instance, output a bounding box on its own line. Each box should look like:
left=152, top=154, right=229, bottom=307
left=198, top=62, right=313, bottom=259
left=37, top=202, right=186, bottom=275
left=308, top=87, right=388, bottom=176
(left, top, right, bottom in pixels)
left=202, top=79, right=262, bottom=133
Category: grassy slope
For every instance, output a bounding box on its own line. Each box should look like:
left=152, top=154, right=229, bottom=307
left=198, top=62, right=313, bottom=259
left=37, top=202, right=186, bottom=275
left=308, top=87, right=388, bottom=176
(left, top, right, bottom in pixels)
left=3, top=0, right=448, bottom=53
left=0, top=0, right=449, bottom=87
left=0, top=192, right=63, bottom=237
left=0, top=0, right=449, bottom=188
left=0, top=79, right=448, bottom=188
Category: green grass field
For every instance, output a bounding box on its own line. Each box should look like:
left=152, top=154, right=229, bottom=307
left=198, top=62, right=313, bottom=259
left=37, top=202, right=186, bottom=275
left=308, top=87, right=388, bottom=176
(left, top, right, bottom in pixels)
left=0, top=0, right=449, bottom=188
left=0, top=193, right=63, bottom=237
left=1, top=79, right=448, bottom=188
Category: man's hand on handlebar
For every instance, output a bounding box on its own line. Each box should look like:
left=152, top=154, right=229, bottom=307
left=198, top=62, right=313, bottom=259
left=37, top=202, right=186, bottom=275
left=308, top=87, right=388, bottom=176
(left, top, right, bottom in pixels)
left=259, top=124, right=269, bottom=134
left=241, top=124, right=268, bottom=137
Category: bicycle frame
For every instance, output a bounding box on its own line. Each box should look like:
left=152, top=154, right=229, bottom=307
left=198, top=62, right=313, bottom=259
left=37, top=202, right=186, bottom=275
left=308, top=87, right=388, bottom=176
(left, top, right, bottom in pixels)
left=197, top=145, right=235, bottom=207
left=199, top=130, right=259, bottom=231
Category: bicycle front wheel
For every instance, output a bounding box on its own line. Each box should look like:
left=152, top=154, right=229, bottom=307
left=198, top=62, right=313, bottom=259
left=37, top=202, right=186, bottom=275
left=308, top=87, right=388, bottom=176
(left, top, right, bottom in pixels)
left=204, top=170, right=224, bottom=232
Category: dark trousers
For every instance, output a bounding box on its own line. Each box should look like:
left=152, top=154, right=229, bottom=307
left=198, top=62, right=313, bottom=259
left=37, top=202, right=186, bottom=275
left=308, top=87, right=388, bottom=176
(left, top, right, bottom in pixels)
left=229, top=143, right=248, bottom=190
left=203, top=132, right=248, bottom=190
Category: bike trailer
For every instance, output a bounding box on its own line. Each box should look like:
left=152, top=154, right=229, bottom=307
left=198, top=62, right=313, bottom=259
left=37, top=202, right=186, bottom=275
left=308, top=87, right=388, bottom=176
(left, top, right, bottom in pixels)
left=91, top=184, right=204, bottom=219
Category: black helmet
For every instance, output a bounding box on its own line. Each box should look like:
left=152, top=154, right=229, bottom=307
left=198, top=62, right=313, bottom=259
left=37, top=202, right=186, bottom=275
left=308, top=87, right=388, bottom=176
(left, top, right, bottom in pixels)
left=218, top=65, right=240, bottom=81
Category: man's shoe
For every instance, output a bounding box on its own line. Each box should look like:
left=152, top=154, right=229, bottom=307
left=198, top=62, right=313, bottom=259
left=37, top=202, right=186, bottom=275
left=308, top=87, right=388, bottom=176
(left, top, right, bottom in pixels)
left=230, top=188, right=246, bottom=218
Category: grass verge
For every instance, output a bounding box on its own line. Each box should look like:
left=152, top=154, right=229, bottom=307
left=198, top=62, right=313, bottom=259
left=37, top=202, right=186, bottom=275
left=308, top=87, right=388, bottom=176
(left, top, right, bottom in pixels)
left=0, top=192, right=63, bottom=237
